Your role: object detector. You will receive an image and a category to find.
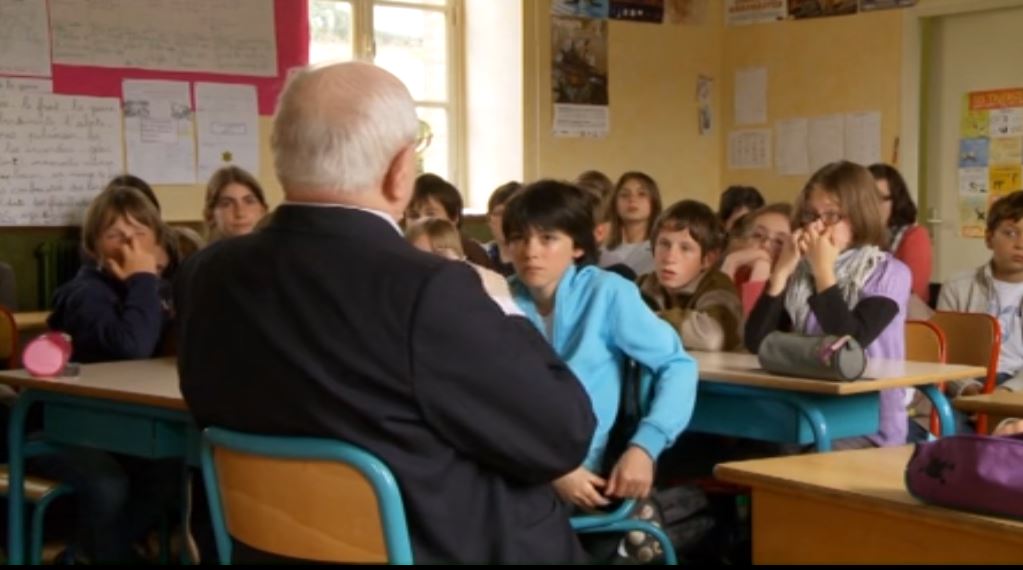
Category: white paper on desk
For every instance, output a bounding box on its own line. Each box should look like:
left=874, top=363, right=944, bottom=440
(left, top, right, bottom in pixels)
left=775, top=118, right=810, bottom=176
left=734, top=66, right=767, bottom=126
left=195, top=83, right=259, bottom=181
left=0, top=0, right=51, bottom=77
left=728, top=129, right=771, bottom=170
left=0, top=76, right=51, bottom=93
left=809, top=114, right=845, bottom=171
left=123, top=79, right=196, bottom=184
left=844, top=111, right=882, bottom=166
left=553, top=104, right=609, bottom=138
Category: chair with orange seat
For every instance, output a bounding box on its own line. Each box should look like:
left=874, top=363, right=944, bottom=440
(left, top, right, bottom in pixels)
left=928, top=311, right=1001, bottom=434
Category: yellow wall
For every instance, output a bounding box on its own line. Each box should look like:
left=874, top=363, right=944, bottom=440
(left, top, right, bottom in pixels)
left=523, top=0, right=723, bottom=206
left=151, top=116, right=283, bottom=223
left=720, top=9, right=904, bottom=203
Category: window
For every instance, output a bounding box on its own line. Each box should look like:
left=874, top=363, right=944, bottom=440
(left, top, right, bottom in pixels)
left=309, top=0, right=460, bottom=188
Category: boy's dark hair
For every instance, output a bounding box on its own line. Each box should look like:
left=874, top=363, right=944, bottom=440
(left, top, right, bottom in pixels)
left=487, top=181, right=522, bottom=213
left=607, top=171, right=663, bottom=249
left=106, top=174, right=160, bottom=212
left=411, top=173, right=463, bottom=226
left=987, top=190, right=1023, bottom=234
left=718, top=185, right=764, bottom=223
left=502, top=179, right=598, bottom=266
left=868, top=163, right=918, bottom=230
left=652, top=200, right=724, bottom=257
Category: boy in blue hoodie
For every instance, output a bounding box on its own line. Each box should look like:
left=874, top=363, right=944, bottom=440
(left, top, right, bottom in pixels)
left=504, top=180, right=698, bottom=511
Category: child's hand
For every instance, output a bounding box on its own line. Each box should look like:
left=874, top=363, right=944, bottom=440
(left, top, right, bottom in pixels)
left=721, top=248, right=771, bottom=279
left=552, top=466, right=609, bottom=511
left=105, top=238, right=158, bottom=280
left=767, top=231, right=803, bottom=295
left=805, top=225, right=840, bottom=289
left=605, top=446, right=654, bottom=500
left=994, top=418, right=1023, bottom=436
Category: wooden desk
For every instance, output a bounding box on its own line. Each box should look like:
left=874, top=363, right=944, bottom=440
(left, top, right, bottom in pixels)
left=954, top=390, right=1023, bottom=418
left=0, top=359, right=192, bottom=564
left=12, top=311, right=49, bottom=333
left=715, top=446, right=1023, bottom=563
left=688, top=351, right=986, bottom=450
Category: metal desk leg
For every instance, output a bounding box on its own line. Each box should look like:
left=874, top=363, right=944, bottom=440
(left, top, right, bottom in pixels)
left=918, top=385, right=956, bottom=437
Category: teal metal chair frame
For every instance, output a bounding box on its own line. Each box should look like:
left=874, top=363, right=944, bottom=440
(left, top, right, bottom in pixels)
left=200, top=427, right=414, bottom=565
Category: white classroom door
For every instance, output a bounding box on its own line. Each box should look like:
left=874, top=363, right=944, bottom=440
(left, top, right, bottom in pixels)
left=925, top=5, right=1023, bottom=282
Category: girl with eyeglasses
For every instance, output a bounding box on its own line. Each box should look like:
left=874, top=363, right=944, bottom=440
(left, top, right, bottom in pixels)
left=719, top=203, right=793, bottom=317
left=745, top=161, right=911, bottom=449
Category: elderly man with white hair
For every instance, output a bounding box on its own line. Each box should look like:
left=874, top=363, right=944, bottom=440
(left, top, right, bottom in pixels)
left=175, top=62, right=596, bottom=563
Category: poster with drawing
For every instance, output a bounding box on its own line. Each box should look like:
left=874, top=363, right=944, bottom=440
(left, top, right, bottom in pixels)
left=958, top=88, right=1023, bottom=237
left=664, top=0, right=708, bottom=24
left=859, top=0, right=916, bottom=11
left=788, top=0, right=857, bottom=19
left=552, top=16, right=609, bottom=137
left=725, top=0, right=786, bottom=26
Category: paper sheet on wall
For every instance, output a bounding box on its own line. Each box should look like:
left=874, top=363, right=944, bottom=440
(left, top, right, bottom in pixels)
left=0, top=0, right=52, bottom=77
left=50, top=0, right=277, bottom=76
left=734, top=66, right=767, bottom=126
left=728, top=129, right=771, bottom=170
left=553, top=104, right=609, bottom=138
left=725, top=0, right=786, bottom=26
left=0, top=93, right=123, bottom=226
left=0, top=77, right=51, bottom=93
left=808, top=114, right=845, bottom=171
left=195, top=83, right=260, bottom=182
left=989, top=108, right=1023, bottom=138
left=989, top=137, right=1023, bottom=166
left=844, top=111, right=881, bottom=166
left=775, top=118, right=810, bottom=176
left=123, top=80, right=196, bottom=184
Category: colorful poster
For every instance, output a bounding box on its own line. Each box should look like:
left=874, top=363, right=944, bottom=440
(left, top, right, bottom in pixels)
left=969, top=88, right=1023, bottom=111
left=989, top=137, right=1023, bottom=166
left=789, top=0, right=858, bottom=19
left=552, top=16, right=609, bottom=137
left=725, top=0, right=786, bottom=26
left=961, top=106, right=989, bottom=139
left=610, top=0, right=664, bottom=22
left=959, top=194, right=988, bottom=238
left=859, top=0, right=916, bottom=11
left=959, top=167, right=988, bottom=195
left=959, top=138, right=989, bottom=168
left=664, top=0, right=708, bottom=24
left=990, top=165, right=1022, bottom=199
left=551, top=0, right=610, bottom=19
left=989, top=108, right=1023, bottom=138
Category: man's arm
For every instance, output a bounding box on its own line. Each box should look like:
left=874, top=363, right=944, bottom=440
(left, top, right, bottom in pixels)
left=410, top=263, right=596, bottom=484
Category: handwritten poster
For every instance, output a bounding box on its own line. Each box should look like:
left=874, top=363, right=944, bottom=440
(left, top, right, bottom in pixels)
left=0, top=0, right=52, bottom=77
left=0, top=93, right=123, bottom=226
left=50, top=0, right=278, bottom=76
left=734, top=66, right=767, bottom=126
left=959, top=88, right=1023, bottom=236
left=0, top=77, right=52, bottom=93
left=195, top=83, right=260, bottom=181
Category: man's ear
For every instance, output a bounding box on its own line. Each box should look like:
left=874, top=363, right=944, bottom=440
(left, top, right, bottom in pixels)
left=382, top=144, right=417, bottom=215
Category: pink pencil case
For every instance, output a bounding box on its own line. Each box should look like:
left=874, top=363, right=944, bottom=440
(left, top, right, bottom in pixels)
left=22, top=332, right=77, bottom=378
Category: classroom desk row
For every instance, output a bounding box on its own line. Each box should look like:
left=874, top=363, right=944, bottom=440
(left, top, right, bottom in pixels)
left=0, top=352, right=989, bottom=564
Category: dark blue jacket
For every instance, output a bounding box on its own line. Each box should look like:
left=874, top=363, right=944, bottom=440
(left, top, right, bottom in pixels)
left=47, top=266, right=168, bottom=363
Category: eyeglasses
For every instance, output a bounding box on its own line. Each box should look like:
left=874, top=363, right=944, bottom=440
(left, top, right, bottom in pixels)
left=877, top=194, right=893, bottom=203
left=749, top=229, right=789, bottom=251
left=995, top=226, right=1023, bottom=242
left=800, top=211, right=845, bottom=226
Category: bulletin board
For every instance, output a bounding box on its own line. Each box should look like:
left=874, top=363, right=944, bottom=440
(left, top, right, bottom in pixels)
left=958, top=88, right=1023, bottom=238
left=0, top=0, right=308, bottom=227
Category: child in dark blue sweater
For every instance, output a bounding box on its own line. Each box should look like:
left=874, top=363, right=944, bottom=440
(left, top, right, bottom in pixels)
left=36, top=185, right=179, bottom=563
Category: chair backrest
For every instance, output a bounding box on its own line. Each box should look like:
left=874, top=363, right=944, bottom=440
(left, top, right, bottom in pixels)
left=0, top=306, right=15, bottom=369
left=928, top=312, right=1000, bottom=383
left=929, top=311, right=1001, bottom=433
left=0, top=262, right=17, bottom=311
left=200, top=427, right=413, bottom=565
left=905, top=320, right=946, bottom=364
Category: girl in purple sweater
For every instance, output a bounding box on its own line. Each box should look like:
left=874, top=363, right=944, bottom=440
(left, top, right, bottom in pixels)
left=745, top=161, right=911, bottom=448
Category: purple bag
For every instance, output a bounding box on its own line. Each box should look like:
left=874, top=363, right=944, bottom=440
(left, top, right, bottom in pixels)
left=905, top=433, right=1023, bottom=520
